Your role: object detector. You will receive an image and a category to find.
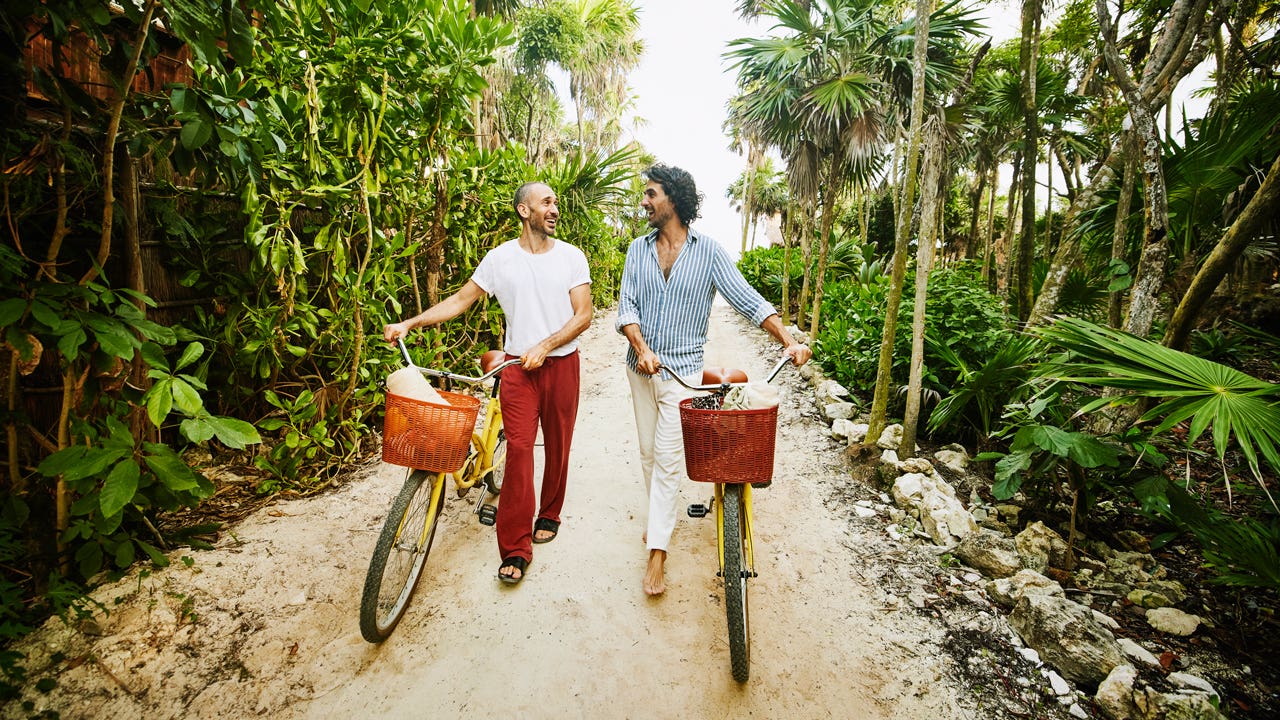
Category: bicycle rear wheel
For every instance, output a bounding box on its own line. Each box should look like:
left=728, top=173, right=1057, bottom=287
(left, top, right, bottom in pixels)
left=360, top=468, right=445, bottom=643
left=721, top=483, right=751, bottom=682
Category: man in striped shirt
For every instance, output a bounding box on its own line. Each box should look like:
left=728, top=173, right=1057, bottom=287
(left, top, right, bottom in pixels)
left=616, top=164, right=812, bottom=596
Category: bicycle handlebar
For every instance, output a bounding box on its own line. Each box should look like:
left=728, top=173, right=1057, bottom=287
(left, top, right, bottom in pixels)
left=396, top=338, right=522, bottom=385
left=662, top=356, right=794, bottom=392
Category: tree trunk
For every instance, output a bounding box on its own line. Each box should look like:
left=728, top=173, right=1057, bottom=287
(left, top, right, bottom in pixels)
left=1109, top=131, right=1138, bottom=328
left=1014, top=0, right=1042, bottom=321
left=901, top=117, right=946, bottom=455
left=1031, top=0, right=1213, bottom=327
left=981, top=162, right=998, bottom=289
left=1164, top=151, right=1280, bottom=349
left=965, top=167, right=986, bottom=261
left=80, top=0, right=159, bottom=286
left=808, top=170, right=837, bottom=339
left=867, top=0, right=933, bottom=445
left=999, top=151, right=1022, bottom=298
left=796, top=204, right=815, bottom=326
left=781, top=211, right=794, bottom=326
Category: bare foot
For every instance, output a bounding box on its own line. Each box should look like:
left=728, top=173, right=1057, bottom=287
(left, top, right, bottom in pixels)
left=643, top=549, right=666, bottom=596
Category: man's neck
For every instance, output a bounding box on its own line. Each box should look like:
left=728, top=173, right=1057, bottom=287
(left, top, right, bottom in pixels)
left=656, top=221, right=689, bottom=247
left=519, top=229, right=553, bottom=254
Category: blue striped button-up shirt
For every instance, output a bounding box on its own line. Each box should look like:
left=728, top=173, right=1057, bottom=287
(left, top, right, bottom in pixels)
left=615, top=227, right=777, bottom=378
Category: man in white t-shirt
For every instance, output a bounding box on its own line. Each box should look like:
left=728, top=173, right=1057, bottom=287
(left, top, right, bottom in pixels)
left=384, top=182, right=592, bottom=585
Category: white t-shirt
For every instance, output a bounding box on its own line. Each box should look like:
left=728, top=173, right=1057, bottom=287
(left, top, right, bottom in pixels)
left=471, top=238, right=591, bottom=357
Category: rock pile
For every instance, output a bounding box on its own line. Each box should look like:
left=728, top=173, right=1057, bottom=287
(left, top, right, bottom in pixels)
left=791, top=343, right=1228, bottom=720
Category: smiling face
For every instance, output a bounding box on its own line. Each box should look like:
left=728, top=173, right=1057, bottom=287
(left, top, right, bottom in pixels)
left=518, top=183, right=559, bottom=237
left=640, top=180, right=677, bottom=230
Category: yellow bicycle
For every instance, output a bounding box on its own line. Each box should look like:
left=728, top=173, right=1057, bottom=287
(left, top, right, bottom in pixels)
left=359, top=340, right=520, bottom=643
left=670, top=357, right=792, bottom=683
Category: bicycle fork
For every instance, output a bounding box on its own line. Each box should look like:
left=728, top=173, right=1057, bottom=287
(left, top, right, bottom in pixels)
left=687, top=485, right=757, bottom=579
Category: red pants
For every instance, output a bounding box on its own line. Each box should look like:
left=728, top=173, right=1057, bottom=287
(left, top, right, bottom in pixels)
left=495, top=351, right=580, bottom=562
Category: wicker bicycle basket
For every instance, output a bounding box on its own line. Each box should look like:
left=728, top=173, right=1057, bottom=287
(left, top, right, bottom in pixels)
left=381, top=390, right=481, bottom=473
left=678, top=399, right=778, bottom=484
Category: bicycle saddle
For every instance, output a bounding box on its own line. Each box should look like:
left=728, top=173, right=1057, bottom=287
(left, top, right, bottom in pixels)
left=702, top=367, right=748, bottom=385
left=481, top=350, right=508, bottom=374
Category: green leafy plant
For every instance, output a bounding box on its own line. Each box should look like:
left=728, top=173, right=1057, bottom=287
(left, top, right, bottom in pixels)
left=1135, top=476, right=1280, bottom=590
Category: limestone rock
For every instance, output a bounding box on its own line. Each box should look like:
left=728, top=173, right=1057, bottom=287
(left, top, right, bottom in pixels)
left=830, top=418, right=854, bottom=441
left=934, top=448, right=969, bottom=473
left=846, top=423, right=870, bottom=444
left=1008, top=594, right=1126, bottom=687
left=987, top=569, right=1065, bottom=608
left=1146, top=607, right=1201, bottom=636
left=892, top=472, right=977, bottom=545
left=1015, top=521, right=1070, bottom=573
left=1095, top=664, right=1140, bottom=720
left=877, top=423, right=904, bottom=450
left=823, top=401, right=856, bottom=422
left=818, top=379, right=850, bottom=404
left=954, top=530, right=1023, bottom=578
left=899, top=457, right=934, bottom=474
left=1116, top=638, right=1160, bottom=668
left=994, top=504, right=1022, bottom=526
left=1167, top=672, right=1218, bottom=702
left=1127, top=588, right=1172, bottom=609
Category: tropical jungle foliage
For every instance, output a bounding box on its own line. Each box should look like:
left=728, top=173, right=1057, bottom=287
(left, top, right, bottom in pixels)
left=0, top=0, right=648, bottom=692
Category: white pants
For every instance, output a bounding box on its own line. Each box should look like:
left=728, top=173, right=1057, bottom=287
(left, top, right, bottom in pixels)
left=627, top=368, right=699, bottom=552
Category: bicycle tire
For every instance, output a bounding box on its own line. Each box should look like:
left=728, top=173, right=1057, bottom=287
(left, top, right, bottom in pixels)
left=359, top=468, right=445, bottom=643
left=483, top=429, right=507, bottom=495
left=721, top=483, right=751, bottom=682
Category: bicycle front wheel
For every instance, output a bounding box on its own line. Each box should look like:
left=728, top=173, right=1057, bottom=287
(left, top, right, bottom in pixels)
left=359, top=468, right=445, bottom=643
left=483, top=429, right=506, bottom=495
left=721, top=483, right=751, bottom=682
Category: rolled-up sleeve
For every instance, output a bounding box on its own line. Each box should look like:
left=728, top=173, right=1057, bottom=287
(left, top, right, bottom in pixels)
left=615, top=239, right=643, bottom=333
left=710, top=241, right=776, bottom=326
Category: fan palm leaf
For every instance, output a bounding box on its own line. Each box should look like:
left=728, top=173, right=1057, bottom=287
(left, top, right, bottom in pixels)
left=1035, top=317, right=1280, bottom=506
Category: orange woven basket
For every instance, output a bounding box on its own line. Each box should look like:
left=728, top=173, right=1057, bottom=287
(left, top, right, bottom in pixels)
left=382, top=390, right=481, bottom=473
left=678, top=399, right=778, bottom=484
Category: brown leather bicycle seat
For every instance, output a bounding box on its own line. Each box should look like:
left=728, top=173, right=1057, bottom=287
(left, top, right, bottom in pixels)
left=481, top=350, right=509, bottom=374
left=702, top=367, right=748, bottom=385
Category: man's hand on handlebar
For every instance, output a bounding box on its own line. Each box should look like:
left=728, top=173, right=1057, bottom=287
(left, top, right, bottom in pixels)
left=520, top=342, right=550, bottom=371
left=783, top=343, right=812, bottom=367
left=383, top=322, right=411, bottom=345
left=635, top=348, right=661, bottom=375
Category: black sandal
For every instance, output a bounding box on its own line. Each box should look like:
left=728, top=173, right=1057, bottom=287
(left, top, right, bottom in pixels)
left=498, top=556, right=529, bottom=585
left=532, top=518, right=560, bottom=544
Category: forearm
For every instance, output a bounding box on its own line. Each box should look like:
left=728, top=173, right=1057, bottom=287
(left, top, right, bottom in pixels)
left=760, top=314, right=796, bottom=346
left=620, top=323, right=653, bottom=356
left=538, top=307, right=592, bottom=354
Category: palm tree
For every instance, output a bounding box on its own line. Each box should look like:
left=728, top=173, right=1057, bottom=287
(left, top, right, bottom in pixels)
left=564, top=0, right=643, bottom=153
left=727, top=0, right=892, bottom=338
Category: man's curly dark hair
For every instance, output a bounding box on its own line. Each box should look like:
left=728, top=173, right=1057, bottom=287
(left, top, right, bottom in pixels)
left=643, top=164, right=703, bottom=226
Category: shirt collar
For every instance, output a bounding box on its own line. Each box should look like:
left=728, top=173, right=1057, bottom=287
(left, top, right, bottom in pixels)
left=642, top=226, right=701, bottom=244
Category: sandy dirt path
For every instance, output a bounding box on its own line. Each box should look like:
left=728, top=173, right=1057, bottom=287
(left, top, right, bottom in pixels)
left=5, top=305, right=971, bottom=720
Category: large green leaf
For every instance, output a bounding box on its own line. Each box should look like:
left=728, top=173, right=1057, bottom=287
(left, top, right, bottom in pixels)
left=100, top=460, right=141, bottom=518
left=144, top=448, right=203, bottom=493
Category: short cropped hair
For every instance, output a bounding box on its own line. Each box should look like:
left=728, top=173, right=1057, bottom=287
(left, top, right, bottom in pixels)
left=643, top=164, right=702, bottom=226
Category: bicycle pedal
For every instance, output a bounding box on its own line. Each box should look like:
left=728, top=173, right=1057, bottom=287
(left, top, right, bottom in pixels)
left=751, top=480, right=771, bottom=489
left=477, top=504, right=498, bottom=526
left=687, top=503, right=709, bottom=518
